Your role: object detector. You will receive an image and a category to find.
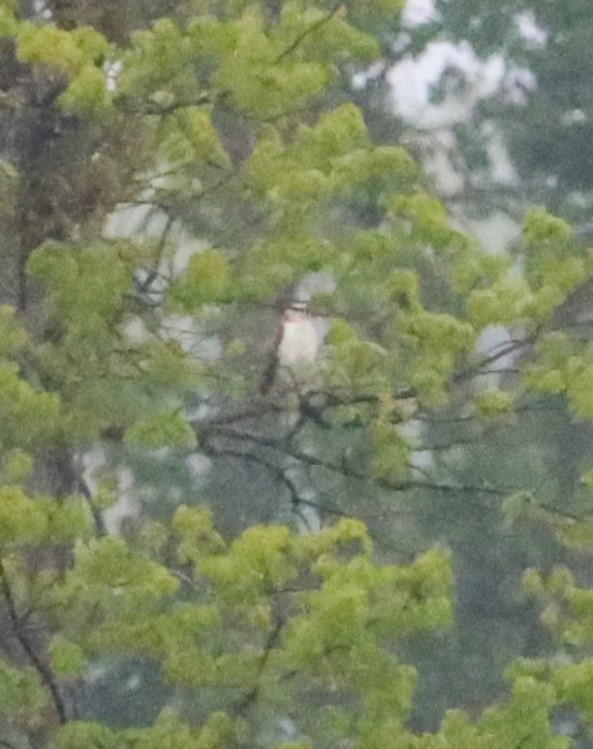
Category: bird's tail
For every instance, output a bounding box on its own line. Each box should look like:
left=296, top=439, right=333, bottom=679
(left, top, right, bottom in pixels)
left=259, top=356, right=278, bottom=395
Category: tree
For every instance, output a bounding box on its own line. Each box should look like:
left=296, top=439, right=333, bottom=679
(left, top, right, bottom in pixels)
left=1, top=0, right=593, bottom=747
left=378, top=0, right=593, bottom=226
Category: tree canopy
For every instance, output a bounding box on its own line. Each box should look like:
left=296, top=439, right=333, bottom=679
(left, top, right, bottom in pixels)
left=1, top=1, right=593, bottom=748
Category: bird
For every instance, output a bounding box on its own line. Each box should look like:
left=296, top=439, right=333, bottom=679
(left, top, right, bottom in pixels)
left=260, top=301, right=324, bottom=395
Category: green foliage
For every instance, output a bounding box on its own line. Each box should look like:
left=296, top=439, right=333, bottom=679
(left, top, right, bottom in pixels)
left=124, top=410, right=197, bottom=449
left=159, top=108, right=230, bottom=169
left=50, top=636, right=86, bottom=677
left=0, top=362, right=61, bottom=449
left=27, top=243, right=131, bottom=335
left=0, top=660, right=47, bottom=718
left=26, top=517, right=455, bottom=746
left=17, top=23, right=105, bottom=75
left=16, top=22, right=112, bottom=113
left=5, top=0, right=593, bottom=747
left=168, top=249, right=231, bottom=309
left=0, top=486, right=93, bottom=549
left=0, top=1, right=17, bottom=37
left=370, top=418, right=410, bottom=481
left=0, top=305, right=27, bottom=359
left=474, top=389, right=514, bottom=420
left=523, top=209, right=573, bottom=246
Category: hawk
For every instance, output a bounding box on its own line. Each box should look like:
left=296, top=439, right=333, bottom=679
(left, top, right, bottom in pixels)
left=260, top=301, right=324, bottom=394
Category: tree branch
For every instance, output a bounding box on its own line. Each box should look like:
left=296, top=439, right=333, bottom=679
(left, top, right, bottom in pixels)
left=231, top=613, right=284, bottom=715
left=275, top=4, right=345, bottom=63
left=201, top=423, right=516, bottom=498
left=0, top=561, right=68, bottom=725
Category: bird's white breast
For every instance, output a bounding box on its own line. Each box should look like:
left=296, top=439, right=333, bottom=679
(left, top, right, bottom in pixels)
left=278, top=318, right=320, bottom=366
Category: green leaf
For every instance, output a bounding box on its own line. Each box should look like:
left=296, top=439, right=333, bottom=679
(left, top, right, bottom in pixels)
left=124, top=410, right=197, bottom=449
left=167, top=249, right=231, bottom=309
left=523, top=208, right=572, bottom=245
left=474, top=389, right=514, bottom=420
left=50, top=636, right=85, bottom=677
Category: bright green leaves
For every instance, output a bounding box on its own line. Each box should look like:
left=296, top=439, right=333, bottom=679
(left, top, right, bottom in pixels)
left=418, top=710, right=488, bottom=749
left=522, top=565, right=593, bottom=644
left=473, top=389, right=514, bottom=421
left=516, top=567, right=593, bottom=733
left=214, top=12, right=329, bottom=119
left=521, top=210, right=588, bottom=305
left=282, top=547, right=450, bottom=736
left=389, top=190, right=448, bottom=231
left=68, top=535, right=178, bottom=597
left=312, top=546, right=452, bottom=638
left=467, top=275, right=536, bottom=327
left=527, top=348, right=593, bottom=421
left=291, top=103, right=369, bottom=172
left=551, top=658, right=593, bottom=729
left=327, top=318, right=390, bottom=392
left=28, top=242, right=131, bottom=336
left=50, top=636, right=85, bottom=678
left=246, top=103, right=418, bottom=224
left=120, top=4, right=379, bottom=121
left=332, top=144, right=418, bottom=193
left=7, top=3, right=593, bottom=747
left=0, top=485, right=49, bottom=546
left=213, top=6, right=376, bottom=119
left=478, top=677, right=567, bottom=749
left=16, top=23, right=112, bottom=113
left=54, top=721, right=118, bottom=749
left=246, top=236, right=336, bottom=293
left=0, top=660, right=47, bottom=721
left=27, top=242, right=204, bottom=441
left=55, top=536, right=180, bottom=651
left=370, top=419, right=410, bottom=482
left=276, top=3, right=379, bottom=65
left=0, top=486, right=91, bottom=549
left=417, top=675, right=567, bottom=749
left=173, top=505, right=225, bottom=564
left=126, top=709, right=237, bottom=749
left=0, top=450, right=33, bottom=484
left=56, top=709, right=238, bottom=749
left=44, top=496, right=94, bottom=544
left=124, top=411, right=197, bottom=449
left=0, top=362, right=61, bottom=450
left=167, top=249, right=232, bottom=309
left=398, top=311, right=475, bottom=402
left=0, top=0, right=17, bottom=38
left=0, top=305, right=27, bottom=360
left=201, top=524, right=296, bottom=598
left=119, top=17, right=198, bottom=105
left=59, top=65, right=112, bottom=114
left=158, top=107, right=230, bottom=171
left=240, top=104, right=420, bottom=295
left=17, top=23, right=108, bottom=75
left=523, top=208, right=572, bottom=246
left=247, top=104, right=369, bottom=203
left=42, top=514, right=453, bottom=746
left=563, top=356, right=593, bottom=420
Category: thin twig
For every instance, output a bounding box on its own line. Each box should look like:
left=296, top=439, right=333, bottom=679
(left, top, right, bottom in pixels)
left=275, top=4, right=344, bottom=63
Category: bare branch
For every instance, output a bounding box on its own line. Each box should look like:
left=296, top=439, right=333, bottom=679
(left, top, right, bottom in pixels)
left=201, top=423, right=516, bottom=498
left=117, top=91, right=212, bottom=115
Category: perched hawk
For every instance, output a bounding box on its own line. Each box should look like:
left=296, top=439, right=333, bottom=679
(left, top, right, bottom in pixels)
left=260, top=301, right=324, bottom=394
